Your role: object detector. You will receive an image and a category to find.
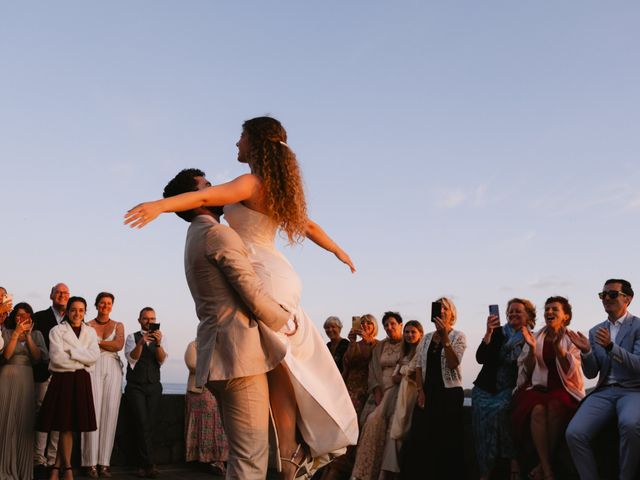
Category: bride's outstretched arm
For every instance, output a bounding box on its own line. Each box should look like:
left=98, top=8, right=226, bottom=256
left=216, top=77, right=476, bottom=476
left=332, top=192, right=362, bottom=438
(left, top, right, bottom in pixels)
left=124, top=174, right=259, bottom=229
left=306, top=219, right=356, bottom=273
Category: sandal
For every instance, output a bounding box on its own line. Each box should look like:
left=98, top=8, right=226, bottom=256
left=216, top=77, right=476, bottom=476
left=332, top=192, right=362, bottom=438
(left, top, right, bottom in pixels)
left=63, top=465, right=74, bottom=480
left=49, top=466, right=61, bottom=480
left=280, top=443, right=313, bottom=479
left=85, top=466, right=98, bottom=479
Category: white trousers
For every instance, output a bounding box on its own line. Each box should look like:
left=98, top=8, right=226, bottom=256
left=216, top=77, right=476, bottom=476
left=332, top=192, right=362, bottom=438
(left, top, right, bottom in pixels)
left=81, top=353, right=123, bottom=467
left=34, top=379, right=59, bottom=466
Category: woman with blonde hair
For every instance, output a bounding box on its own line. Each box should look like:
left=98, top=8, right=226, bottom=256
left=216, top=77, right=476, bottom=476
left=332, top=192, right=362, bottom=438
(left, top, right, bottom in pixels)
left=400, top=297, right=467, bottom=479
left=472, top=298, right=536, bottom=480
left=125, top=116, right=358, bottom=479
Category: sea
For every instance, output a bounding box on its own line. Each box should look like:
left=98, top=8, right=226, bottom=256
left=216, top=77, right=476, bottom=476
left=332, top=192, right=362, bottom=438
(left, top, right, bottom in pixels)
left=162, top=382, right=188, bottom=394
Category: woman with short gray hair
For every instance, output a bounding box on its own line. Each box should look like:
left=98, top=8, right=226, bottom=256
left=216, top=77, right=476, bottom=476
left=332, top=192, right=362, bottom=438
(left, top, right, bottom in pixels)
left=324, top=316, right=349, bottom=373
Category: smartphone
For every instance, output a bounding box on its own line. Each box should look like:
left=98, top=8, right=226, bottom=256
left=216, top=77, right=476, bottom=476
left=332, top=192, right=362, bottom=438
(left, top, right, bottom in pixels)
left=351, top=316, right=361, bottom=330
left=431, top=301, right=442, bottom=322
left=489, top=304, right=500, bottom=319
left=148, top=323, right=160, bottom=332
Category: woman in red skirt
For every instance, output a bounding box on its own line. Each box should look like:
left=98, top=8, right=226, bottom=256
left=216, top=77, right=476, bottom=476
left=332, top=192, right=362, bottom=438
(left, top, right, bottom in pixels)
left=38, top=296, right=100, bottom=480
left=512, top=296, right=585, bottom=480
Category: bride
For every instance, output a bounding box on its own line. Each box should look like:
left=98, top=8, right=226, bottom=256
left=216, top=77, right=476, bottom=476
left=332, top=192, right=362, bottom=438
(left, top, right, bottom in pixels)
left=125, top=116, right=358, bottom=478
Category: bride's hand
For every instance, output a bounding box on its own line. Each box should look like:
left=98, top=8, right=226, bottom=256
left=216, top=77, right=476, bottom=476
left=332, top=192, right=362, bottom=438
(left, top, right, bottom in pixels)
left=334, top=247, right=356, bottom=273
left=124, top=201, right=163, bottom=229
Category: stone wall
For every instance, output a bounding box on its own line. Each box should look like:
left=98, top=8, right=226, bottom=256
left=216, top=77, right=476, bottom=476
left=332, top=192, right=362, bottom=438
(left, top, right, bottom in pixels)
left=105, top=394, right=618, bottom=479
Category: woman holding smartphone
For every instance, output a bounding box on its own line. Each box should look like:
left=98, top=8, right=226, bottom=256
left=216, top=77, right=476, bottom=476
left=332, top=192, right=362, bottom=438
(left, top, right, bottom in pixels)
left=319, top=314, right=378, bottom=480
left=351, top=312, right=404, bottom=480
left=472, top=299, right=536, bottom=480
left=38, top=296, right=100, bottom=480
left=0, top=302, right=47, bottom=480
left=400, top=297, right=467, bottom=480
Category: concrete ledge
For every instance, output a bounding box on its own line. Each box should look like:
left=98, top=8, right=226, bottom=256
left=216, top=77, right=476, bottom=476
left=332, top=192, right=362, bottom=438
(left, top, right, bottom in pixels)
left=104, top=394, right=619, bottom=479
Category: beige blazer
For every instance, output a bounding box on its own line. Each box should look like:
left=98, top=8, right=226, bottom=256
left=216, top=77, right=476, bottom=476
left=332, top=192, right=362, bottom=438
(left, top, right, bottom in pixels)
left=184, top=215, right=290, bottom=387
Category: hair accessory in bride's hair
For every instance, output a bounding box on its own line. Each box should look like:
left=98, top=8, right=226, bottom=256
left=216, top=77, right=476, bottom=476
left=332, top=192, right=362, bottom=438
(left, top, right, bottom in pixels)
left=279, top=141, right=289, bottom=148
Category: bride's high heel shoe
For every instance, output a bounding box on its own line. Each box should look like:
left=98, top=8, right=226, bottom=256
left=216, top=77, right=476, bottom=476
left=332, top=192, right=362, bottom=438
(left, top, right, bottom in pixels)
left=280, top=443, right=313, bottom=479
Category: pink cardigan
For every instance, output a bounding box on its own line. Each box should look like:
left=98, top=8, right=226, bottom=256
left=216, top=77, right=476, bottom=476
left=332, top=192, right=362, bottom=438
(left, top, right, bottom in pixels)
left=516, top=328, right=585, bottom=401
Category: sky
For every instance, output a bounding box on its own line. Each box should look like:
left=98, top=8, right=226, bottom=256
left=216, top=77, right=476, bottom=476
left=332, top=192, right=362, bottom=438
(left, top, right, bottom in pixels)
left=1, top=2, right=639, bottom=388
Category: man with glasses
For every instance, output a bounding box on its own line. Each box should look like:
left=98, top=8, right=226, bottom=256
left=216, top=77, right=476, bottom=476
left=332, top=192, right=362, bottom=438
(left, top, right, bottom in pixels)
left=32, top=282, right=70, bottom=479
left=566, top=279, right=640, bottom=480
left=124, top=307, right=168, bottom=478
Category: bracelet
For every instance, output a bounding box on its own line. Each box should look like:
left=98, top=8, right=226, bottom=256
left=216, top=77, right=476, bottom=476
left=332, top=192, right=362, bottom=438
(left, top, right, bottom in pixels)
left=443, top=342, right=452, bottom=348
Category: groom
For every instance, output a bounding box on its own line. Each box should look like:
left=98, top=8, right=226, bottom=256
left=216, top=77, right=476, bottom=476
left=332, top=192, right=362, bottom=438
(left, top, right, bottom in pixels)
left=163, top=168, right=291, bottom=479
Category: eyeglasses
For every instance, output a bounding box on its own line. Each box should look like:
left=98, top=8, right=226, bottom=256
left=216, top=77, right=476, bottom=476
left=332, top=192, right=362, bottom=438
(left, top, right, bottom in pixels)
left=598, top=290, right=628, bottom=300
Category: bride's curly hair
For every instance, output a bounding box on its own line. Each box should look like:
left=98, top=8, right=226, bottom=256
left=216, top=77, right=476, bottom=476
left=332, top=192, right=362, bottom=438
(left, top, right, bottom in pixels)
left=243, top=116, right=308, bottom=243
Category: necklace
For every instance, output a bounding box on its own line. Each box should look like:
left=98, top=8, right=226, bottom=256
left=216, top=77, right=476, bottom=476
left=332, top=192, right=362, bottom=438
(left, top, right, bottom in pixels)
left=94, top=318, right=110, bottom=325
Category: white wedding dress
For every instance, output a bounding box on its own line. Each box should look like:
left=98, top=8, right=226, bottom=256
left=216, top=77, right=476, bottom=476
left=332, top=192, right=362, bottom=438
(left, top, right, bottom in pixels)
left=224, top=202, right=359, bottom=458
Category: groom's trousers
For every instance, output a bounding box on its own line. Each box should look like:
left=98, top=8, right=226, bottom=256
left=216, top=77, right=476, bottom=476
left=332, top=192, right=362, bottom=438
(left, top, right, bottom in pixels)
left=207, top=373, right=270, bottom=480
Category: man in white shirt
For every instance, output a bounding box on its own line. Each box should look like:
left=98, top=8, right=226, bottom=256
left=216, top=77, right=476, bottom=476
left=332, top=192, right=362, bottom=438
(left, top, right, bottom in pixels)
left=124, top=307, right=168, bottom=478
left=33, top=282, right=70, bottom=478
left=567, top=278, right=640, bottom=480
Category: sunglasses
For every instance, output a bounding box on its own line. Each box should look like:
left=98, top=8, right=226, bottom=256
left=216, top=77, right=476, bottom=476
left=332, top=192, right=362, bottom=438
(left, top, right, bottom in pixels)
left=598, top=290, right=628, bottom=300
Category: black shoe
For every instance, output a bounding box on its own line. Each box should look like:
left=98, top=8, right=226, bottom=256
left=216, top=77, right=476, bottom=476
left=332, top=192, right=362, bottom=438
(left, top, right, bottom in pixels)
left=33, top=464, right=47, bottom=480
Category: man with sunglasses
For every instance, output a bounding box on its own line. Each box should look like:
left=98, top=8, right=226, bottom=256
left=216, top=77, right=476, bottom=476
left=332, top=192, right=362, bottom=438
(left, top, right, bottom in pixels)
left=566, top=279, right=640, bottom=480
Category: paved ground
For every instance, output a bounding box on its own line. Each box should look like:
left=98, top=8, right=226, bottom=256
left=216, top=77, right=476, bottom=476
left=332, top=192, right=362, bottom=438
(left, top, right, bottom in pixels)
left=66, top=464, right=283, bottom=479
left=98, top=464, right=223, bottom=479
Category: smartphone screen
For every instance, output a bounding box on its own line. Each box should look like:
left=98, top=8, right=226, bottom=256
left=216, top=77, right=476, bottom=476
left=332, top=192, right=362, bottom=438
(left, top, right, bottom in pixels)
left=351, top=316, right=361, bottom=330
left=148, top=323, right=160, bottom=332
left=489, top=304, right=500, bottom=318
left=431, top=301, right=442, bottom=322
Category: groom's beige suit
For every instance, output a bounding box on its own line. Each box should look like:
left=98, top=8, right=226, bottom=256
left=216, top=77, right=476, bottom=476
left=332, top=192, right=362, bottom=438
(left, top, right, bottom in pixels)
left=184, top=214, right=290, bottom=479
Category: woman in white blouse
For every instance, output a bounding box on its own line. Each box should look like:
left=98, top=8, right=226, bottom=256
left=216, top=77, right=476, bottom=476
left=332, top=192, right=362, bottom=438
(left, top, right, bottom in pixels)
left=37, top=296, right=100, bottom=480
left=400, top=297, right=467, bottom=480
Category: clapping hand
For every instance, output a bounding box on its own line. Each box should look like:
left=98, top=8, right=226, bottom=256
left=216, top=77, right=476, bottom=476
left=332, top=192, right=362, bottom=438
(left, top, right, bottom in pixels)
left=0, top=300, right=12, bottom=316
left=550, top=326, right=567, bottom=356
left=124, top=201, right=163, bottom=229
left=595, top=327, right=612, bottom=350
left=567, top=330, right=591, bottom=354
left=15, top=319, right=33, bottom=337
left=521, top=325, right=536, bottom=349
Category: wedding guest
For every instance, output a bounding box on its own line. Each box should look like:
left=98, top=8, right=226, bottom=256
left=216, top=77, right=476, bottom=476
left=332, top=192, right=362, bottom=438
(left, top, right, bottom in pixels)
left=512, top=296, right=584, bottom=480
left=380, top=320, right=424, bottom=479
left=0, top=286, right=12, bottom=333
left=319, top=314, right=378, bottom=480
left=124, top=307, right=168, bottom=478
left=324, top=316, right=349, bottom=373
left=472, top=299, right=536, bottom=480
left=184, top=340, right=229, bottom=476
left=33, top=282, right=70, bottom=476
left=81, top=292, right=125, bottom=478
left=351, top=311, right=404, bottom=480
left=400, top=297, right=466, bottom=480
left=37, top=296, right=99, bottom=480
left=566, top=279, right=640, bottom=480
left=0, top=303, right=48, bottom=480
